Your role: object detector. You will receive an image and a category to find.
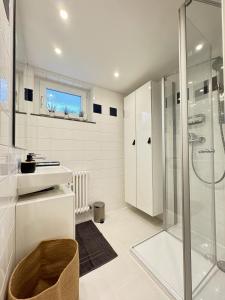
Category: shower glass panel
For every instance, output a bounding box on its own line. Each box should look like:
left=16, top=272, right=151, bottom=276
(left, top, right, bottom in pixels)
left=186, top=1, right=225, bottom=299
left=185, top=1, right=222, bottom=296
left=133, top=1, right=225, bottom=299
left=132, top=74, right=185, bottom=300
left=186, top=11, right=216, bottom=295
left=164, top=74, right=182, bottom=236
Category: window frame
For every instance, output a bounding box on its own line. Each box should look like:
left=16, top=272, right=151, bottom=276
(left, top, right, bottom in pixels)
left=40, top=80, right=87, bottom=117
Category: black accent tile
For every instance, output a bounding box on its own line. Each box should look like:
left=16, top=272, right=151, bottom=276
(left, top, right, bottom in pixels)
left=194, top=80, right=209, bottom=99
left=109, top=107, right=117, bottom=117
left=212, top=76, right=218, bottom=91
left=177, top=92, right=181, bottom=104
left=177, top=89, right=189, bottom=103
left=204, top=80, right=209, bottom=94
left=93, top=103, right=102, bottom=114
left=24, top=88, right=33, bottom=102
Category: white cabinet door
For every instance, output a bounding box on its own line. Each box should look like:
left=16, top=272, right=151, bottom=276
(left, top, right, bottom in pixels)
left=136, top=82, right=153, bottom=215
left=16, top=191, right=75, bottom=262
left=124, top=92, right=137, bottom=207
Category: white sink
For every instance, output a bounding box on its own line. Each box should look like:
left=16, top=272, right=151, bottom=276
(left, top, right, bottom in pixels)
left=17, top=166, right=73, bottom=196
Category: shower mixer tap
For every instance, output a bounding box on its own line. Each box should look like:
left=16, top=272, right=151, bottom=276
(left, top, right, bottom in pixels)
left=188, top=132, right=206, bottom=144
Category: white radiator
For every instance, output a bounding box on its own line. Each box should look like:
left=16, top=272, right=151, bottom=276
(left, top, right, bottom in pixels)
left=73, top=171, right=89, bottom=214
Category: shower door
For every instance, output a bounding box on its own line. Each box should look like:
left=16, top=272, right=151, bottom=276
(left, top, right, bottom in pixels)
left=133, top=1, right=222, bottom=299
left=186, top=16, right=216, bottom=296
left=179, top=1, right=218, bottom=298
left=164, top=74, right=182, bottom=234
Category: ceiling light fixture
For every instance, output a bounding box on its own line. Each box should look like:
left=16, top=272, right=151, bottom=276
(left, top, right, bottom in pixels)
left=60, top=9, right=68, bottom=20
left=114, top=72, right=119, bottom=78
left=195, top=43, right=203, bottom=52
left=54, top=47, right=62, bottom=55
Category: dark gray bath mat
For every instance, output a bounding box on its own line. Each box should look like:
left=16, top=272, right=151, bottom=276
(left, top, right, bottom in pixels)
left=76, top=220, right=118, bottom=277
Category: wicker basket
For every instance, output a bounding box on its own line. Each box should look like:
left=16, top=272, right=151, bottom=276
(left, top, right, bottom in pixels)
left=8, top=239, right=79, bottom=300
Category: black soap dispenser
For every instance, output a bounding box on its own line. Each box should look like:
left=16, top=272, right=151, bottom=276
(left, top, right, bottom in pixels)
left=21, top=153, right=36, bottom=173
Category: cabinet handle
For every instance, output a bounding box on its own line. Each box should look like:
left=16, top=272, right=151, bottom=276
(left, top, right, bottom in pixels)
left=132, top=139, right=135, bottom=146
left=148, top=137, right=151, bottom=144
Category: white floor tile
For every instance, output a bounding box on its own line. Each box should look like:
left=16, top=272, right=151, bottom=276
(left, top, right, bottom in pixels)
left=79, top=206, right=225, bottom=300
left=80, top=207, right=170, bottom=300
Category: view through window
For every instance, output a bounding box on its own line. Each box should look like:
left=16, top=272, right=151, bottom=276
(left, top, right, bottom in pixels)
left=46, top=88, right=82, bottom=114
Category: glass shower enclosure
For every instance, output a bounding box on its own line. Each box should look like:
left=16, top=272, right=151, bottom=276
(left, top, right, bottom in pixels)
left=132, top=0, right=225, bottom=299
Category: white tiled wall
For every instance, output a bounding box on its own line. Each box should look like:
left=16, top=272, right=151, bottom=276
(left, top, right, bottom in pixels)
left=0, top=146, right=18, bottom=300
left=187, top=63, right=225, bottom=259
left=0, top=0, right=19, bottom=299
left=18, top=85, right=125, bottom=214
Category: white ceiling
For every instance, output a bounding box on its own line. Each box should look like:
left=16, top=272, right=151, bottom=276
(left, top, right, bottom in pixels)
left=17, top=0, right=186, bottom=95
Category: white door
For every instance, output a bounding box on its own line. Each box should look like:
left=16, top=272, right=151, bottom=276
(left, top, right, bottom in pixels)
left=124, top=92, right=136, bottom=207
left=136, top=82, right=153, bottom=215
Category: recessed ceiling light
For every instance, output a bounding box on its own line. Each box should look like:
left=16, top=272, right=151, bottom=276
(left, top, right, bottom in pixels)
left=54, top=47, right=62, bottom=55
left=188, top=81, right=193, bottom=85
left=114, top=72, right=119, bottom=78
left=195, top=43, right=203, bottom=51
left=60, top=10, right=68, bottom=20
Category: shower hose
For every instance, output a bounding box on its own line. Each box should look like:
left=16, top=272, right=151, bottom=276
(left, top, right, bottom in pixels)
left=191, top=94, right=225, bottom=184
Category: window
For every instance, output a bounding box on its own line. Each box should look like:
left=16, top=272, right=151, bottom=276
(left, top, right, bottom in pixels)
left=0, top=79, right=8, bottom=103
left=46, top=88, right=82, bottom=114
left=40, top=80, right=87, bottom=116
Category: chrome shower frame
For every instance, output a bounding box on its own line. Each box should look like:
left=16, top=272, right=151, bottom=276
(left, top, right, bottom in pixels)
left=176, top=0, right=220, bottom=299
left=178, top=4, right=193, bottom=299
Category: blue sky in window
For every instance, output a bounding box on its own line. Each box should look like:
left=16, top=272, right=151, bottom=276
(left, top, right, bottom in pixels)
left=46, top=88, right=81, bottom=114
left=0, top=79, right=8, bottom=103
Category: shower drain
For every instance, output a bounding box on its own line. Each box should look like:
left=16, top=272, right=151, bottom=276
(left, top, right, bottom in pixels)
left=217, top=261, right=225, bottom=272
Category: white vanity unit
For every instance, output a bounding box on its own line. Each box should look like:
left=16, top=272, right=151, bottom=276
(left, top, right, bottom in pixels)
left=16, top=166, right=75, bottom=262
left=124, top=81, right=163, bottom=217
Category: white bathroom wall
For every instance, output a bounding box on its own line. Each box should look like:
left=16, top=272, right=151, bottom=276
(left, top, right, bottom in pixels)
left=16, top=70, right=125, bottom=213
left=0, top=0, right=19, bottom=299
left=0, top=146, right=17, bottom=300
